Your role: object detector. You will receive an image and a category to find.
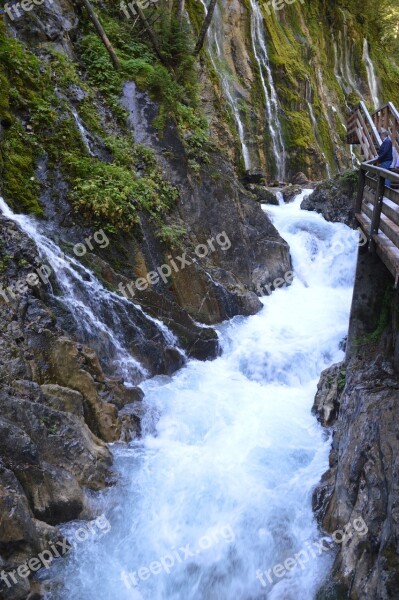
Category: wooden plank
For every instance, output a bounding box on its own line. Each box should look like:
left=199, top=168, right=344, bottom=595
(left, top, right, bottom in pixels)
left=355, top=212, right=372, bottom=236
left=384, top=187, right=399, bottom=206
left=361, top=164, right=399, bottom=183
left=365, top=176, right=377, bottom=190
left=358, top=111, right=378, bottom=157
left=362, top=202, right=373, bottom=222
left=370, top=175, right=385, bottom=236
left=355, top=168, right=366, bottom=212
left=359, top=101, right=381, bottom=143
left=373, top=231, right=399, bottom=280
left=382, top=199, right=399, bottom=225
left=377, top=212, right=399, bottom=248
left=363, top=187, right=375, bottom=205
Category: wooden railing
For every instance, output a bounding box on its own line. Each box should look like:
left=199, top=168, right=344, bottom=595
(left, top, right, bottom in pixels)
left=355, top=162, right=399, bottom=286
left=347, top=101, right=399, bottom=162
left=347, top=101, right=381, bottom=160
left=371, top=102, right=399, bottom=158
left=348, top=100, right=399, bottom=285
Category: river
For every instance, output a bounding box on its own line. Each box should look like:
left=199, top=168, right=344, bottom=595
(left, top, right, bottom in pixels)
left=18, top=190, right=356, bottom=600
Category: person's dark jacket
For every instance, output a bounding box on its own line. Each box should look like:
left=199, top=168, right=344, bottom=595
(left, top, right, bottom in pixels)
left=378, top=137, right=393, bottom=164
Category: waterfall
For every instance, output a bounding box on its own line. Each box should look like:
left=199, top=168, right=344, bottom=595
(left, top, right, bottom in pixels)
left=71, top=108, right=96, bottom=157
left=305, top=78, right=331, bottom=178
left=332, top=37, right=345, bottom=92
left=305, top=76, right=317, bottom=130
left=198, top=0, right=251, bottom=170
left=0, top=198, right=180, bottom=385
left=249, top=0, right=286, bottom=181
left=333, top=14, right=364, bottom=100
left=276, top=190, right=284, bottom=205
left=362, top=39, right=380, bottom=109
left=44, top=191, right=359, bottom=600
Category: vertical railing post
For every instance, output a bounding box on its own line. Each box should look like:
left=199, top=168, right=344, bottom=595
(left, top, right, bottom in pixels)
left=355, top=167, right=366, bottom=213
left=369, top=173, right=385, bottom=252
left=392, top=119, right=398, bottom=156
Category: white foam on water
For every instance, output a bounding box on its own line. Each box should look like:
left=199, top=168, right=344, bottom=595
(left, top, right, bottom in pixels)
left=42, top=190, right=358, bottom=599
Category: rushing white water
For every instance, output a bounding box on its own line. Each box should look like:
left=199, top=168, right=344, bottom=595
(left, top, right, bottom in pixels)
left=199, top=0, right=251, bottom=170
left=0, top=198, right=179, bottom=384
left=276, top=190, right=284, bottom=205
left=249, top=0, right=286, bottom=181
left=43, top=191, right=358, bottom=600
left=362, top=39, right=380, bottom=109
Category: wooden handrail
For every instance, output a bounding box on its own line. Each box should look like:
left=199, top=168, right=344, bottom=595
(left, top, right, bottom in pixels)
left=359, top=101, right=381, bottom=144
left=361, top=163, right=399, bottom=182
left=349, top=101, right=399, bottom=285
left=347, top=102, right=382, bottom=160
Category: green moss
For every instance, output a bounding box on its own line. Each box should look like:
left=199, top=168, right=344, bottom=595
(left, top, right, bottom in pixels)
left=0, top=122, right=43, bottom=215
left=356, top=286, right=394, bottom=346
left=156, top=224, right=187, bottom=250
left=0, top=24, right=48, bottom=213
left=64, top=142, right=179, bottom=233
left=0, top=11, right=185, bottom=229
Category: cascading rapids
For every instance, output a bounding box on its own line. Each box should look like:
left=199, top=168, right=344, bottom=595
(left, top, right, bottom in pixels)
left=0, top=198, right=179, bottom=385
left=42, top=191, right=359, bottom=600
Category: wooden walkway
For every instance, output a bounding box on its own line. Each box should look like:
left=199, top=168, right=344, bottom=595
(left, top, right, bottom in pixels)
left=348, top=102, right=399, bottom=286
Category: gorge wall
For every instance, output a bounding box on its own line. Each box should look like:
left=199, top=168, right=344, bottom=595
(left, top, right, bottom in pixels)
left=313, top=234, right=399, bottom=598
left=0, top=0, right=399, bottom=598
left=189, top=0, right=399, bottom=179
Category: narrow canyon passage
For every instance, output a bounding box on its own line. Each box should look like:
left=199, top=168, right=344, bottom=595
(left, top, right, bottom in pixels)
left=41, top=193, right=358, bottom=599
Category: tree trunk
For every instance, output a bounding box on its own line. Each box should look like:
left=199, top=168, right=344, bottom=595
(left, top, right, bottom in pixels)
left=176, top=0, right=185, bottom=22
left=129, top=2, right=166, bottom=65
left=194, top=0, right=217, bottom=56
left=78, top=0, right=120, bottom=69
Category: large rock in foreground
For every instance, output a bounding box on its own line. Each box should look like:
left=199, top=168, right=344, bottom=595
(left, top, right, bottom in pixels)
left=312, top=256, right=399, bottom=599
left=313, top=355, right=399, bottom=600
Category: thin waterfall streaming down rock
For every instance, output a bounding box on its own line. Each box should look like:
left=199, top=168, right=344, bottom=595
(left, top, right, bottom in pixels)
left=362, top=39, right=380, bottom=109
left=198, top=0, right=251, bottom=170
left=333, top=13, right=364, bottom=100
left=0, top=198, right=183, bottom=385
left=305, top=77, right=331, bottom=178
left=70, top=107, right=96, bottom=157
left=249, top=0, right=286, bottom=181
left=44, top=191, right=359, bottom=600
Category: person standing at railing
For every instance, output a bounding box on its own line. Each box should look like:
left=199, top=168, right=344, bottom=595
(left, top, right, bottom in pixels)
left=377, top=128, right=393, bottom=187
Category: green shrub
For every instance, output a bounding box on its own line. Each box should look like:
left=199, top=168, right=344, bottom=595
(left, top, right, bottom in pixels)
left=66, top=154, right=179, bottom=233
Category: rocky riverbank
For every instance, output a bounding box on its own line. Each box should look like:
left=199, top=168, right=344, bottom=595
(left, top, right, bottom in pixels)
left=300, top=170, right=359, bottom=228
left=312, top=242, right=399, bottom=598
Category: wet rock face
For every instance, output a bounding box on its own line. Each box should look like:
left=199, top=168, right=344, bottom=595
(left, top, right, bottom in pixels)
left=312, top=226, right=399, bottom=599
left=122, top=82, right=292, bottom=324
left=313, top=356, right=399, bottom=599
left=301, top=171, right=358, bottom=227
left=6, top=0, right=78, bottom=55
left=0, top=217, right=129, bottom=597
